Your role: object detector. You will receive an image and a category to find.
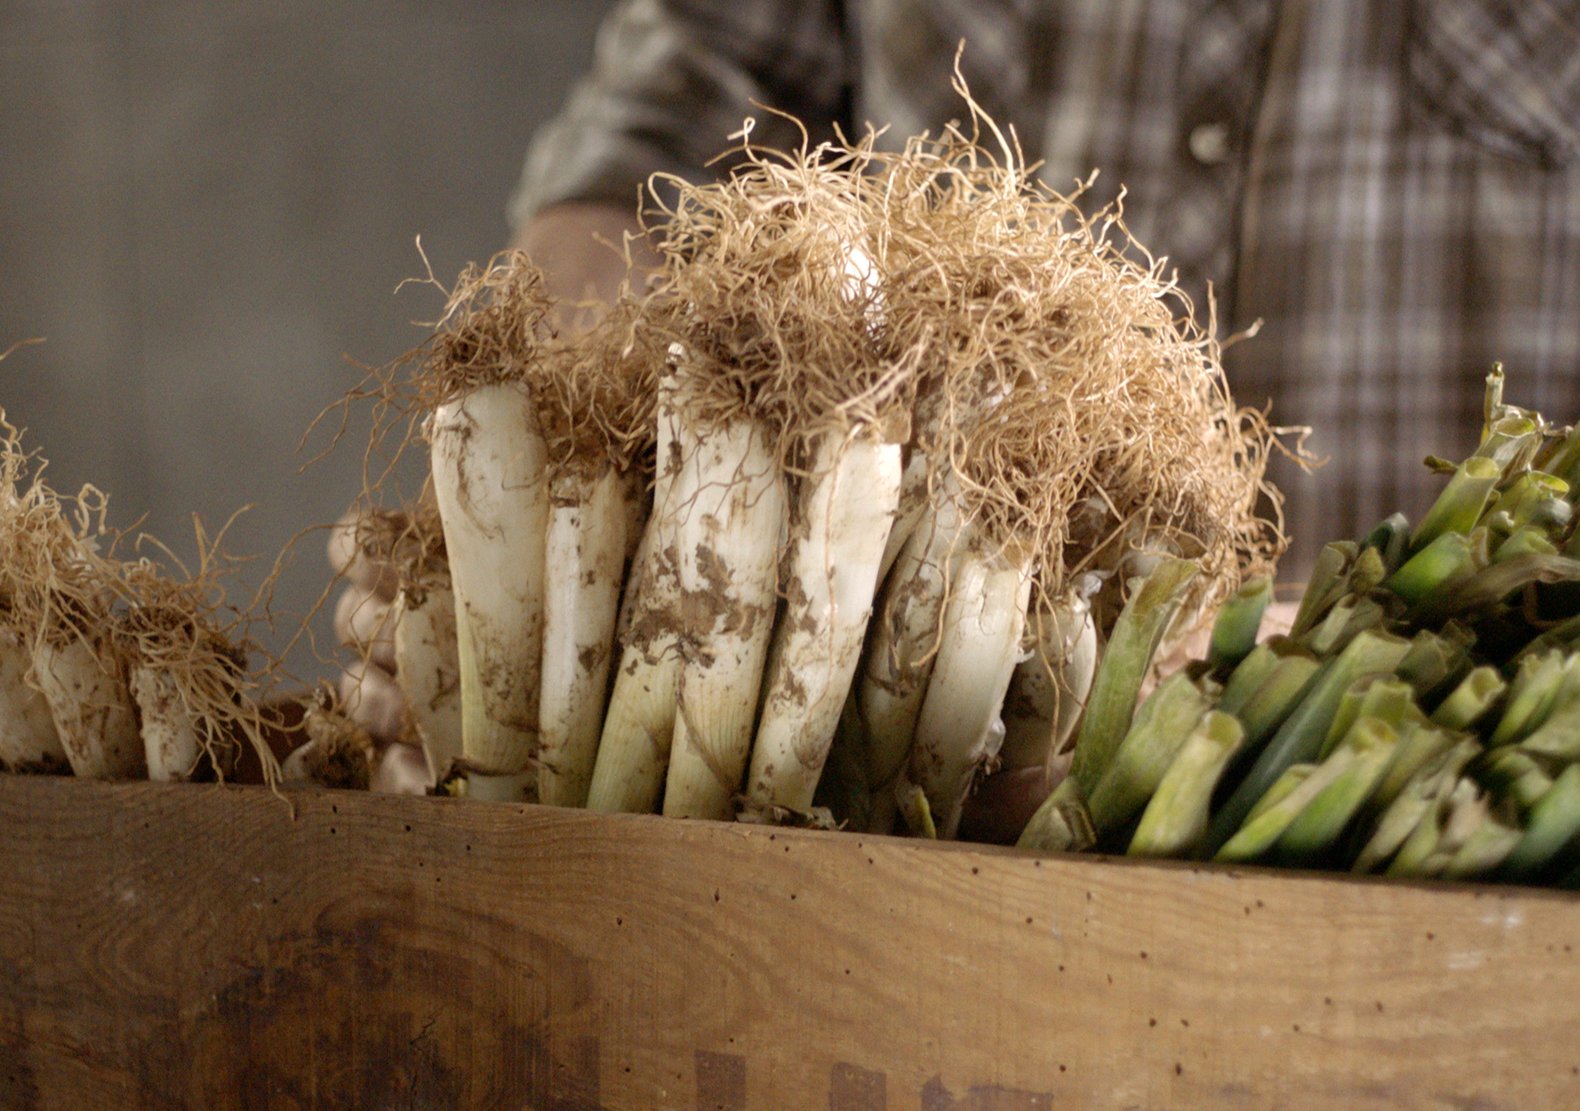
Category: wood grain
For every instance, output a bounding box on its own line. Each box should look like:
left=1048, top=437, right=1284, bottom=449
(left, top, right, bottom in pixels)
left=1, top=775, right=1577, bottom=1110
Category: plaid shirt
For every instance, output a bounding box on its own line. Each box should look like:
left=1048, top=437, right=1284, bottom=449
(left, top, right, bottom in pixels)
left=513, top=0, right=1580, bottom=574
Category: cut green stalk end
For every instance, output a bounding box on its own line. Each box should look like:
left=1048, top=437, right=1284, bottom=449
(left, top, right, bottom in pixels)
left=1353, top=739, right=1480, bottom=873
left=1207, top=576, right=1272, bottom=674
left=1514, top=698, right=1580, bottom=762
left=1370, top=722, right=1458, bottom=812
left=1015, top=776, right=1095, bottom=853
left=1207, top=629, right=1411, bottom=853
left=1410, top=456, right=1502, bottom=554
left=1487, top=472, right=1570, bottom=533
left=1301, top=598, right=1363, bottom=657
left=1067, top=557, right=1199, bottom=799
left=1472, top=746, right=1553, bottom=812
left=1514, top=613, right=1580, bottom=663
left=1537, top=421, right=1580, bottom=487
left=1299, top=561, right=1390, bottom=659
left=1430, top=666, right=1507, bottom=731
left=1385, top=531, right=1480, bottom=607
left=1440, top=802, right=1523, bottom=880
left=1490, top=651, right=1566, bottom=747
left=1085, top=672, right=1214, bottom=838
left=1386, top=777, right=1483, bottom=878
left=1318, top=676, right=1417, bottom=762
left=1245, top=764, right=1314, bottom=825
left=1361, top=513, right=1412, bottom=575
left=1234, top=653, right=1324, bottom=753
left=1274, top=717, right=1397, bottom=866
left=1498, top=765, right=1580, bottom=883
left=1414, top=552, right=1580, bottom=626
left=1216, top=641, right=1282, bottom=718
left=1482, top=363, right=1507, bottom=429
left=1394, top=628, right=1472, bottom=702
left=1128, top=711, right=1245, bottom=859
left=1474, top=414, right=1542, bottom=473
left=1346, top=546, right=1391, bottom=599
left=1214, top=747, right=1364, bottom=865
left=1289, top=542, right=1357, bottom=640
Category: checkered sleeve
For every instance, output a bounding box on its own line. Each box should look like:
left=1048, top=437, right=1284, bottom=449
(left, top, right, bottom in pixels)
left=509, top=0, right=851, bottom=229
left=1408, top=0, right=1580, bottom=168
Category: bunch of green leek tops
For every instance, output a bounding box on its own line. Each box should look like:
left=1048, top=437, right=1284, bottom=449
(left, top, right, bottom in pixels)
left=1021, top=366, right=1580, bottom=888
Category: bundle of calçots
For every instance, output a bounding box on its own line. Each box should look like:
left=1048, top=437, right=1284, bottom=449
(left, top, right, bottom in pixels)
left=360, top=109, right=1285, bottom=836
left=1021, top=365, right=1580, bottom=886
left=0, top=411, right=279, bottom=785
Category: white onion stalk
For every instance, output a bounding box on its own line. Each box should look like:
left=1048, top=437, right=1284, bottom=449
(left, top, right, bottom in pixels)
left=877, top=445, right=930, bottom=586
left=128, top=664, right=202, bottom=782
left=586, top=377, right=684, bottom=813
left=584, top=523, right=680, bottom=812
left=662, top=402, right=787, bottom=820
left=0, top=625, right=65, bottom=771
left=908, top=542, right=1035, bottom=838
left=745, top=432, right=903, bottom=811
left=537, top=467, right=639, bottom=807
left=117, top=609, right=251, bottom=784
left=392, top=569, right=461, bottom=789
left=33, top=634, right=144, bottom=779
left=428, top=382, right=548, bottom=801
left=856, top=473, right=966, bottom=807
left=875, top=370, right=957, bottom=585
left=873, top=377, right=1003, bottom=609
left=999, top=585, right=1099, bottom=771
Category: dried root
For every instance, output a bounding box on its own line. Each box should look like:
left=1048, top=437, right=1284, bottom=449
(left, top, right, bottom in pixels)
left=870, top=93, right=1288, bottom=629
left=281, top=686, right=376, bottom=790
left=0, top=408, right=280, bottom=785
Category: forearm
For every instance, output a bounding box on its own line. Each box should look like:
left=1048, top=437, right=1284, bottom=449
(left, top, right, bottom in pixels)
left=507, top=1, right=850, bottom=306
left=511, top=201, right=659, bottom=309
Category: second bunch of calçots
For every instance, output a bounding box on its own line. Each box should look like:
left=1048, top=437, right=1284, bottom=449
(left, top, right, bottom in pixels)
left=1023, top=365, right=1580, bottom=887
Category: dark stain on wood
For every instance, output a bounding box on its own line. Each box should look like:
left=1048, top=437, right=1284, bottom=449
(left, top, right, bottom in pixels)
left=0, top=957, right=39, bottom=1111
left=153, top=914, right=601, bottom=1110
left=921, top=1075, right=1055, bottom=1111
left=525, top=1033, right=603, bottom=1111
left=828, top=1061, right=887, bottom=1110
left=695, top=1048, right=746, bottom=1111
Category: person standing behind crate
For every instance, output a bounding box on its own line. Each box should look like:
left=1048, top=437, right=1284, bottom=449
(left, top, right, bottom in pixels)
left=335, top=0, right=1580, bottom=770
left=508, top=0, right=1580, bottom=568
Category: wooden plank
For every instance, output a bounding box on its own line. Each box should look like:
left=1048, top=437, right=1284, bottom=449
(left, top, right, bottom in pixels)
left=0, top=776, right=1577, bottom=1110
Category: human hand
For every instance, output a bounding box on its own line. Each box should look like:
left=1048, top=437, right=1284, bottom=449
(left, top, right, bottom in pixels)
left=326, top=507, right=408, bottom=745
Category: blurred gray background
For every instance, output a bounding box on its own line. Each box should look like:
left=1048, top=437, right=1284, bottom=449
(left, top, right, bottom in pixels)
left=1, top=1, right=617, bottom=680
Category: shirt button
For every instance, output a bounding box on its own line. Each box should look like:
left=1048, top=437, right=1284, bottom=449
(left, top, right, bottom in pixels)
left=1188, top=121, right=1232, bottom=166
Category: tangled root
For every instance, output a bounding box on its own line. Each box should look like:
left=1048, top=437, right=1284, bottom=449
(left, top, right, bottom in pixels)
left=113, top=521, right=280, bottom=783
left=0, top=408, right=281, bottom=784
left=873, top=97, right=1287, bottom=622
left=636, top=82, right=1291, bottom=630
left=526, top=294, right=667, bottom=483
left=415, top=251, right=557, bottom=410
left=648, top=124, right=922, bottom=466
